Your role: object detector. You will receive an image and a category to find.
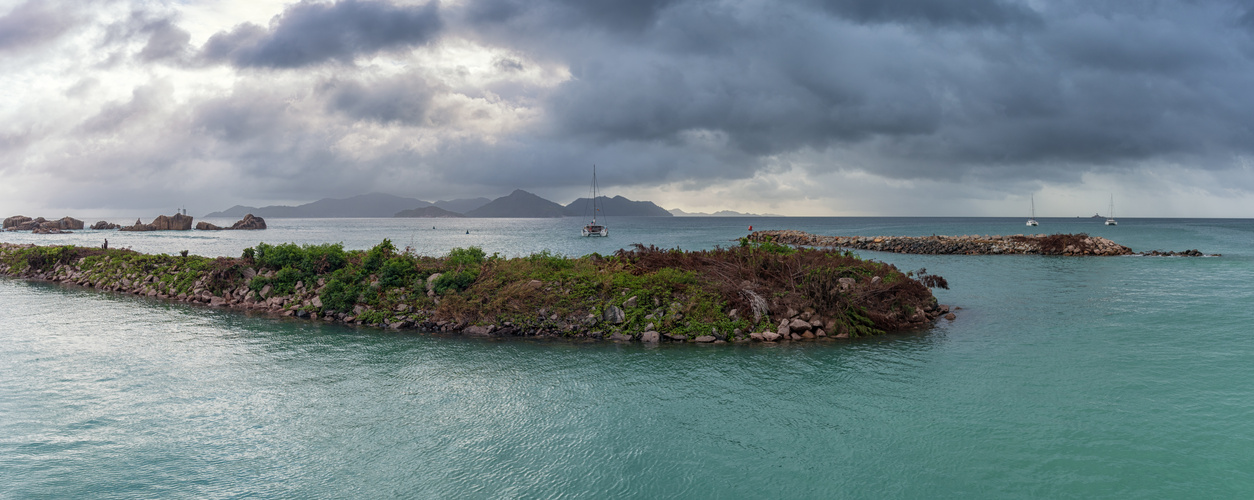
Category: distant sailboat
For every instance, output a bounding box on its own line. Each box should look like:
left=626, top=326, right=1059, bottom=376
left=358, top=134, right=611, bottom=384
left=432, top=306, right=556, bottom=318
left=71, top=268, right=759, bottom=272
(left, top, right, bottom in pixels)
left=1026, top=195, right=1039, bottom=227
left=1105, top=195, right=1117, bottom=226
left=581, top=165, right=608, bottom=237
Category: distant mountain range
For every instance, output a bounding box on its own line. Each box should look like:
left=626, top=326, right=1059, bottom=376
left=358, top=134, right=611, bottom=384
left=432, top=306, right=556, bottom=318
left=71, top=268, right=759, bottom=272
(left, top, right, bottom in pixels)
left=466, top=189, right=567, bottom=218
left=565, top=195, right=672, bottom=217
left=205, top=191, right=677, bottom=218
left=668, top=208, right=779, bottom=217
left=394, top=206, right=465, bottom=218
left=205, top=192, right=430, bottom=218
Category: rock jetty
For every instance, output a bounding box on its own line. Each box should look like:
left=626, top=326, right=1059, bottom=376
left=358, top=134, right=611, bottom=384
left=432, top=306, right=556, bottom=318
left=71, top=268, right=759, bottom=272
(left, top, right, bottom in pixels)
left=748, top=230, right=1216, bottom=257
left=121, top=213, right=194, bottom=231
left=0, top=240, right=952, bottom=343
left=3, top=216, right=84, bottom=232
left=196, top=214, right=267, bottom=231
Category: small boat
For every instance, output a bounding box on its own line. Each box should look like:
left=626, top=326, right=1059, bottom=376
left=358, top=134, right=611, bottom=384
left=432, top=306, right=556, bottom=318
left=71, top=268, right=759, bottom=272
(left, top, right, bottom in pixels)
left=1105, top=195, right=1117, bottom=226
left=1026, top=195, right=1039, bottom=227
left=581, top=165, right=608, bottom=237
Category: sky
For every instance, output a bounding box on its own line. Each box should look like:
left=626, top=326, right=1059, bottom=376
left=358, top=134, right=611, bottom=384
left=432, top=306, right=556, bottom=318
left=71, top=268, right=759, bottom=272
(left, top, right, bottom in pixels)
left=2, top=0, right=1254, bottom=217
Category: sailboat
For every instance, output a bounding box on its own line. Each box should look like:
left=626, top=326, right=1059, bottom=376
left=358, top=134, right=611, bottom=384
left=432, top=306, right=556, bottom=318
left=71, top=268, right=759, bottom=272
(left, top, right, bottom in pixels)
left=1026, top=195, right=1039, bottom=226
left=1104, top=195, right=1117, bottom=226
left=581, top=165, right=608, bottom=237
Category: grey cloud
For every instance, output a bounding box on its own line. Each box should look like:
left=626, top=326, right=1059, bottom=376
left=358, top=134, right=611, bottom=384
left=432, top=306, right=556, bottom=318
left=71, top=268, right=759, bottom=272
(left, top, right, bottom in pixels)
left=77, top=84, right=170, bottom=135
left=459, top=0, right=1254, bottom=189
left=201, top=0, right=443, bottom=68
left=138, top=19, right=192, bottom=62
left=814, top=0, right=1042, bottom=28
left=0, top=0, right=76, bottom=52
left=467, top=0, right=681, bottom=33
left=322, top=76, right=437, bottom=125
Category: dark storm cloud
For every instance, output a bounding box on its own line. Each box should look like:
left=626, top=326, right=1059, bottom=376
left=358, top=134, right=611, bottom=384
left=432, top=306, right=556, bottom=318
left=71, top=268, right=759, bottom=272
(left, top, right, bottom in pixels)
left=467, top=0, right=680, bottom=33
left=443, top=0, right=1254, bottom=188
left=814, top=0, right=1042, bottom=28
left=200, top=0, right=443, bottom=68
left=0, top=0, right=76, bottom=52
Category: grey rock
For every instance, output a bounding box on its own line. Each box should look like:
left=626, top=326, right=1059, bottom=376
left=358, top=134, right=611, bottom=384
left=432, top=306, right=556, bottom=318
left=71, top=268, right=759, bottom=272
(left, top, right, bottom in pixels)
left=789, top=318, right=810, bottom=333
left=640, top=331, right=660, bottom=343
left=624, top=295, right=638, bottom=308
left=694, top=335, right=716, bottom=343
left=603, top=305, right=626, bottom=324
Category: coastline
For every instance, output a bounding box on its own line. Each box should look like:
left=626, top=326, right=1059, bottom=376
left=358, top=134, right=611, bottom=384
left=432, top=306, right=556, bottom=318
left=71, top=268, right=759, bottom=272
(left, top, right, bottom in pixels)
left=749, top=230, right=1217, bottom=256
left=0, top=240, right=950, bottom=342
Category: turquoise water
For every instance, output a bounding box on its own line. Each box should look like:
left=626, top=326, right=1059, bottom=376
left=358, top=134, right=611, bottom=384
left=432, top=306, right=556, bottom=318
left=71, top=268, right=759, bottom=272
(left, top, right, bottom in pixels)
left=3, top=217, right=1254, bottom=498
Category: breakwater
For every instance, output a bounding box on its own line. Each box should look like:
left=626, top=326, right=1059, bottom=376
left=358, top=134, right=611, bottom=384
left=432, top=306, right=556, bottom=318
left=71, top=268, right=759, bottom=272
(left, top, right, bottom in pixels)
left=0, top=241, right=950, bottom=343
left=748, top=230, right=1216, bottom=257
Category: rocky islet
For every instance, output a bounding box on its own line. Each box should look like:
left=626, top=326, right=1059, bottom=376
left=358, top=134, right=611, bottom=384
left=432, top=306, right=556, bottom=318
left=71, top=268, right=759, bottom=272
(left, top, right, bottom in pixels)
left=0, top=240, right=950, bottom=343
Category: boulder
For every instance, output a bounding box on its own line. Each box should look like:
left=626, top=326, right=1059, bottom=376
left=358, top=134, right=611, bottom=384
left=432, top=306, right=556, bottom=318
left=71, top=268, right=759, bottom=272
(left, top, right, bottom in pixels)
left=762, top=331, right=781, bottom=342
left=464, top=325, right=493, bottom=336
left=152, top=213, right=193, bottom=230
left=196, top=222, right=223, bottom=230
left=789, top=318, right=810, bottom=333
left=694, top=335, right=717, bottom=343
left=57, top=217, right=84, bottom=230
left=623, top=295, right=638, bottom=308
left=230, top=214, right=266, bottom=230
left=91, top=221, right=120, bottom=230
left=603, top=305, right=626, bottom=324
left=640, top=331, right=660, bottom=343
left=610, top=333, right=633, bottom=341
left=3, top=215, right=31, bottom=229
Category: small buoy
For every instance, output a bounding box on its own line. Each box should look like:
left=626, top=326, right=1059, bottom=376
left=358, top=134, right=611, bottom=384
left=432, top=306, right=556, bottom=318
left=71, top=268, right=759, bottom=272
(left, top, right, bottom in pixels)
left=466, top=230, right=470, bottom=234
left=748, top=225, right=753, bottom=231
left=433, top=226, right=436, bottom=229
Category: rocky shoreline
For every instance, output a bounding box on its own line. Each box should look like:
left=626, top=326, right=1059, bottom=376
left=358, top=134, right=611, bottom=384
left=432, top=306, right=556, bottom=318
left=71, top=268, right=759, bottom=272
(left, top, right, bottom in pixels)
left=748, top=230, right=1217, bottom=257
left=0, top=241, right=951, bottom=343
left=4, top=213, right=266, bottom=233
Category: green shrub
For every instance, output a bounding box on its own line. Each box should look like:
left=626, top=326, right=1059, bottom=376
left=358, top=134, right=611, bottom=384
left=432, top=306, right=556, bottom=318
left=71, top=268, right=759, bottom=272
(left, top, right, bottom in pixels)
left=320, top=278, right=359, bottom=313
left=446, top=247, right=486, bottom=268
left=380, top=256, right=417, bottom=289
left=302, top=243, right=347, bottom=274
left=254, top=242, right=304, bottom=270
left=363, top=239, right=396, bottom=273
left=269, top=266, right=303, bottom=296
left=432, top=269, right=478, bottom=294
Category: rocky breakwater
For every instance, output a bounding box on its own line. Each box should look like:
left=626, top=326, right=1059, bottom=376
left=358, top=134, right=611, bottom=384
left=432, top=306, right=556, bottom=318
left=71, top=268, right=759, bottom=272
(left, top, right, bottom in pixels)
left=747, top=230, right=1215, bottom=257
left=3, top=216, right=84, bottom=233
left=0, top=239, right=952, bottom=343
left=196, top=214, right=267, bottom=231
left=121, top=213, right=194, bottom=231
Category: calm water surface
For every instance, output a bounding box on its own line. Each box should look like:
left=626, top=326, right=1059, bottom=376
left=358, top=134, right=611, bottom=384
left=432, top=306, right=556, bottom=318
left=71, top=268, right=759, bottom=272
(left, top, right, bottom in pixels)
left=3, top=217, right=1254, bottom=498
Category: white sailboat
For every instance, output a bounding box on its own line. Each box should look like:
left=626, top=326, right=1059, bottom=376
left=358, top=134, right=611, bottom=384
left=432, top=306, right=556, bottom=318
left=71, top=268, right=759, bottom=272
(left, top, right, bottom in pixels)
left=581, top=165, right=608, bottom=237
left=1026, top=195, right=1039, bottom=227
left=1105, top=195, right=1117, bottom=226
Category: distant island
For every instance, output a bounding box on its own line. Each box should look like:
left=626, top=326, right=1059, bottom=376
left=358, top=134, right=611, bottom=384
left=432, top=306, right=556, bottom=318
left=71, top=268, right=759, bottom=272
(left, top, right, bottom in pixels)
left=207, top=190, right=677, bottom=219
left=394, top=206, right=465, bottom=218
left=668, top=208, right=780, bottom=217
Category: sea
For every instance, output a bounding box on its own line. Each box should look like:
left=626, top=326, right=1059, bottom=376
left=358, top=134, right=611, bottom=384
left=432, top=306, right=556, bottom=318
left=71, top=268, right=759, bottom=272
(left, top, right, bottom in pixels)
left=3, top=216, right=1253, bottom=498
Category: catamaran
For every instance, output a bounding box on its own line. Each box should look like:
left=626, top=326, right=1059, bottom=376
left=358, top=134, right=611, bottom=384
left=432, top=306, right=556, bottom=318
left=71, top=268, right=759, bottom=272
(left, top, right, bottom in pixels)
left=581, top=165, right=608, bottom=237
